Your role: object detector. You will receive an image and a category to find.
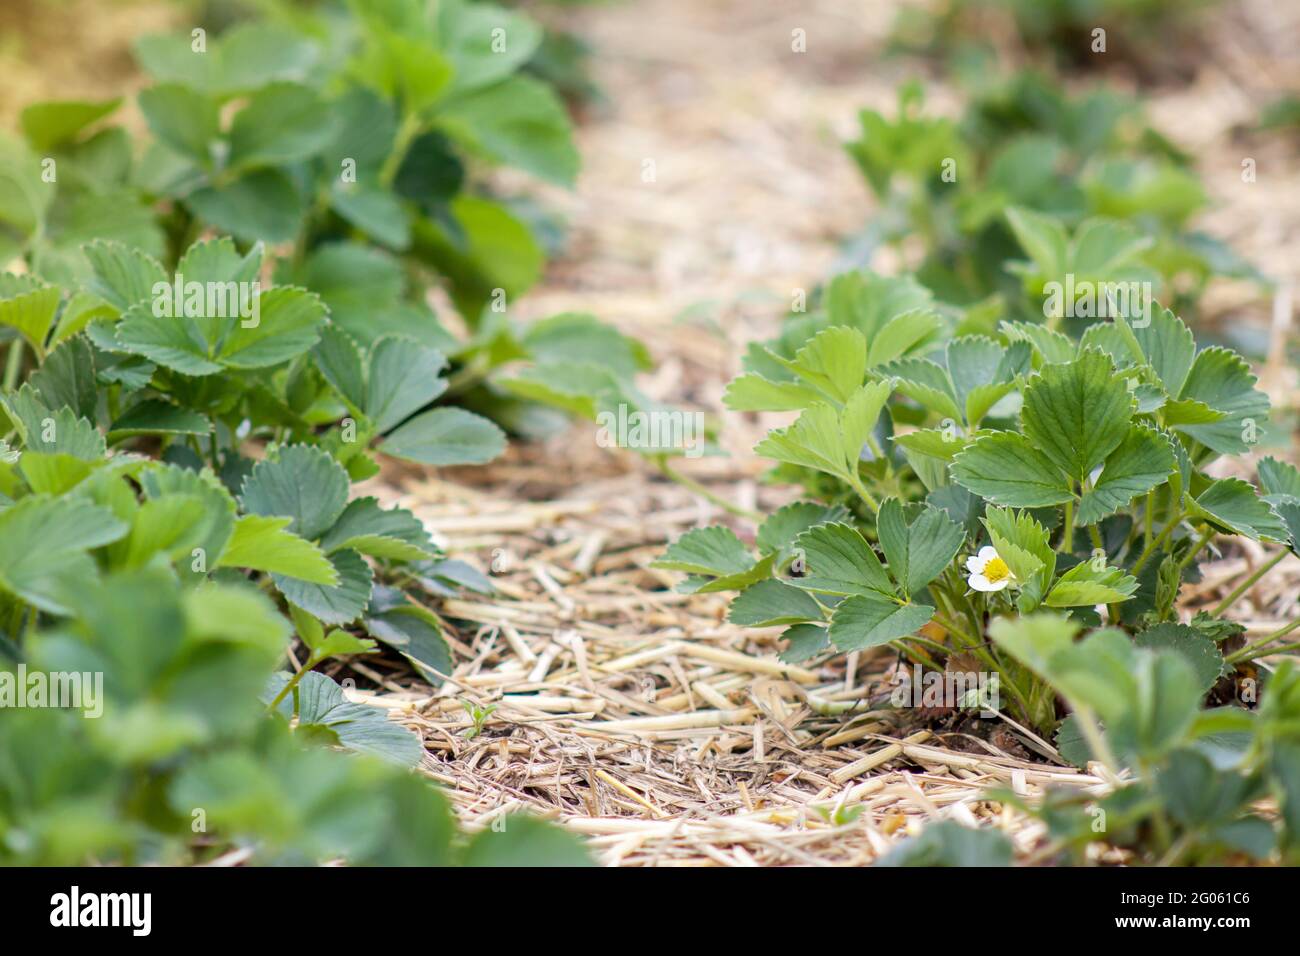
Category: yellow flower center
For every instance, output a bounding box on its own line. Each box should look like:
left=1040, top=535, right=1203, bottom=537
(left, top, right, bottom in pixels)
left=982, top=557, right=1011, bottom=583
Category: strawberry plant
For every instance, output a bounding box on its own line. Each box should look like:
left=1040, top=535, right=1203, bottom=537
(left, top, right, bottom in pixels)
left=846, top=76, right=1257, bottom=317
left=0, top=0, right=641, bottom=443
left=660, top=292, right=1300, bottom=858
left=666, top=289, right=1300, bottom=861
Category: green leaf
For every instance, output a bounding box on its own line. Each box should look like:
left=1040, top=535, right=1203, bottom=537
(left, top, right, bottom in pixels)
left=274, top=548, right=374, bottom=626
left=754, top=382, right=890, bottom=484
left=109, top=399, right=210, bottom=438
left=829, top=594, right=934, bottom=652
left=1130, top=306, right=1195, bottom=397
left=793, top=522, right=894, bottom=597
left=0, top=283, right=60, bottom=354
left=772, top=326, right=867, bottom=402
left=778, top=623, right=830, bottom=663
left=219, top=287, right=327, bottom=369
left=653, top=525, right=753, bottom=577
left=723, top=373, right=821, bottom=412
left=877, top=498, right=965, bottom=597
left=1019, top=348, right=1133, bottom=483
left=1006, top=206, right=1068, bottom=278
left=137, top=84, right=218, bottom=166
left=30, top=335, right=96, bottom=418
left=364, top=590, right=452, bottom=681
left=0, top=496, right=127, bottom=613
left=728, top=579, right=824, bottom=627
left=1259, top=457, right=1300, bottom=499
left=317, top=497, right=437, bottom=562
left=228, top=83, right=338, bottom=170
left=439, top=0, right=543, bottom=93
left=366, top=336, right=448, bottom=433
left=1045, top=560, right=1139, bottom=607
left=951, top=432, right=1073, bottom=507
left=981, top=506, right=1055, bottom=611
left=1174, top=347, right=1269, bottom=456
left=21, top=98, right=122, bottom=151
left=82, top=240, right=168, bottom=313
left=460, top=815, right=592, bottom=867
left=1076, top=424, right=1175, bottom=525
left=1187, top=478, right=1289, bottom=542
left=876, top=821, right=1012, bottom=867
left=239, top=444, right=350, bottom=542
left=379, top=407, right=506, bottom=466
left=217, top=514, right=338, bottom=585
left=437, top=75, right=578, bottom=187
left=269, top=671, right=421, bottom=767
left=188, top=169, right=305, bottom=244
left=1135, top=623, right=1224, bottom=695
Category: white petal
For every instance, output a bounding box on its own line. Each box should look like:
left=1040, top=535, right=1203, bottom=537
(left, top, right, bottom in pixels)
left=977, top=545, right=999, bottom=562
left=966, top=555, right=984, bottom=573
left=968, top=573, right=1009, bottom=593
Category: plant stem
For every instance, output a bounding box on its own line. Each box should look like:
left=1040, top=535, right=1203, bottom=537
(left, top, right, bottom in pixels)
left=1212, top=550, right=1288, bottom=617
left=268, top=652, right=321, bottom=711
left=1131, top=511, right=1184, bottom=575
left=1062, top=498, right=1074, bottom=553
left=1073, top=705, right=1120, bottom=778
left=846, top=470, right=880, bottom=515
left=1176, top=526, right=1213, bottom=574
left=379, top=112, right=424, bottom=187
left=656, top=458, right=761, bottom=521
left=1226, top=617, right=1300, bottom=664
left=1143, top=491, right=1154, bottom=548
left=3, top=340, right=24, bottom=391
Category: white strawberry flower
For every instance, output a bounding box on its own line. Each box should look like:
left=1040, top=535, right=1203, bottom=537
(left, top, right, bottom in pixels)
left=967, top=545, right=1015, bottom=592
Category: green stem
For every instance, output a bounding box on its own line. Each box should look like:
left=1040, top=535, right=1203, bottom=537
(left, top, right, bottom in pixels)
left=1175, top=526, right=1213, bottom=575
left=1131, top=511, right=1183, bottom=576
left=1143, top=491, right=1154, bottom=548
left=3, top=340, right=24, bottom=391
left=1212, top=550, right=1288, bottom=617
left=1226, top=617, right=1300, bottom=664
left=1073, top=705, right=1119, bottom=777
left=656, top=458, right=761, bottom=521
left=268, top=652, right=321, bottom=711
left=379, top=112, right=424, bottom=188
left=1062, top=499, right=1074, bottom=553
left=846, top=469, right=880, bottom=515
